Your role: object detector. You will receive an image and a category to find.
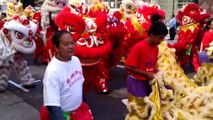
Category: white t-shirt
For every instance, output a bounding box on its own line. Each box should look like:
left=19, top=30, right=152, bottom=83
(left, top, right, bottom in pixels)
left=43, top=56, right=84, bottom=112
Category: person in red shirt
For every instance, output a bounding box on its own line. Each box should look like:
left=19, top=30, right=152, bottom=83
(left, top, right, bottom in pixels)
left=125, top=21, right=168, bottom=99
left=124, top=20, right=167, bottom=119
left=199, top=18, right=213, bottom=63
left=202, top=18, right=213, bottom=50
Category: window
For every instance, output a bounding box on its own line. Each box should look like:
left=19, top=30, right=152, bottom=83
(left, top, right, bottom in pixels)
left=177, top=0, right=194, bottom=9
left=103, top=0, right=122, bottom=9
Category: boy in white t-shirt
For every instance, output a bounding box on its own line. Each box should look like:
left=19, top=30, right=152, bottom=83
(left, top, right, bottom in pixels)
left=40, top=30, right=93, bottom=120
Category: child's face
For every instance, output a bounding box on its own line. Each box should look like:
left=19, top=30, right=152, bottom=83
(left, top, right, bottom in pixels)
left=150, top=34, right=165, bottom=46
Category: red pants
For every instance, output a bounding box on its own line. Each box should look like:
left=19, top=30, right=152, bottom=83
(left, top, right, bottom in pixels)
left=40, top=102, right=93, bottom=120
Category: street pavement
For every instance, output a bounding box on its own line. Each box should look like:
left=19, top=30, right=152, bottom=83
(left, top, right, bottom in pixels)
left=0, top=35, right=196, bottom=120
left=0, top=90, right=39, bottom=120
left=3, top=63, right=129, bottom=120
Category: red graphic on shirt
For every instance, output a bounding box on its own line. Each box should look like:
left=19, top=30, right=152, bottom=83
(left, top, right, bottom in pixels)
left=66, top=70, right=82, bottom=87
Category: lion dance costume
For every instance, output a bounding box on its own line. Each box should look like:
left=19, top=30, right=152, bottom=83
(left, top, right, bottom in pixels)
left=0, top=15, right=38, bottom=92
left=125, top=3, right=213, bottom=120
left=54, top=0, right=130, bottom=94
left=169, top=3, right=211, bottom=72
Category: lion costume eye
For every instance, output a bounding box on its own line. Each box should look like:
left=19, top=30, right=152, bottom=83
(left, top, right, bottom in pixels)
left=70, top=4, right=76, bottom=9
left=135, top=12, right=141, bottom=19
left=62, top=2, right=66, bottom=6
left=15, top=31, right=24, bottom=39
left=182, top=16, right=190, bottom=25
left=126, top=4, right=132, bottom=10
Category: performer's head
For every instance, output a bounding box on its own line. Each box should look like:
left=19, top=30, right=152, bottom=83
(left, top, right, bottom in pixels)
left=52, top=30, right=75, bottom=61
left=207, top=18, right=213, bottom=30
left=147, top=21, right=168, bottom=46
left=150, top=14, right=163, bottom=24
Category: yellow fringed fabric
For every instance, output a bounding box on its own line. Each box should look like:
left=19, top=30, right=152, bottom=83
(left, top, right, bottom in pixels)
left=127, top=93, right=147, bottom=119
left=149, top=82, right=163, bottom=120
left=126, top=82, right=163, bottom=120
left=177, top=113, right=187, bottom=120
left=130, top=17, right=145, bottom=35
left=180, top=23, right=199, bottom=32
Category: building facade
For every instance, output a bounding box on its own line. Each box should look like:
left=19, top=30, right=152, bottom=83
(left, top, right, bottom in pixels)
left=199, top=0, right=213, bottom=15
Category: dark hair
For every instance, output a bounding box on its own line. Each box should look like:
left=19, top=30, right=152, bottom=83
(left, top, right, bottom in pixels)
left=206, top=18, right=213, bottom=30
left=172, top=14, right=175, bottom=17
left=151, top=14, right=162, bottom=24
left=148, top=22, right=168, bottom=36
left=52, top=30, right=72, bottom=47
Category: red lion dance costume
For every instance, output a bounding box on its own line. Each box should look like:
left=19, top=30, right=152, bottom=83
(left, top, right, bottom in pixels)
left=55, top=0, right=128, bottom=93
left=99, top=11, right=128, bottom=93
left=124, top=3, right=165, bottom=56
left=169, top=3, right=210, bottom=72
left=40, top=0, right=68, bottom=64
left=31, top=12, right=47, bottom=64
left=54, top=6, right=112, bottom=94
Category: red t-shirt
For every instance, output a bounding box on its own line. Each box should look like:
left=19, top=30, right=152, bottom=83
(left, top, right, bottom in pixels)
left=125, top=40, right=158, bottom=80
left=202, top=30, right=213, bottom=50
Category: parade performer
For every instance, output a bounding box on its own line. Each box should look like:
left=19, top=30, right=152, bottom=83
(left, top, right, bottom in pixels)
left=150, top=40, right=213, bottom=120
left=94, top=2, right=165, bottom=93
left=40, top=30, right=93, bottom=120
left=123, top=4, right=165, bottom=62
left=68, top=0, right=90, bottom=17
left=89, top=0, right=109, bottom=17
left=5, top=1, right=23, bottom=20
left=74, top=12, right=112, bottom=94
left=206, top=41, right=213, bottom=61
left=40, top=0, right=68, bottom=64
left=104, top=11, right=127, bottom=67
left=90, top=0, right=104, bottom=12
left=169, top=3, right=211, bottom=72
left=125, top=21, right=168, bottom=120
left=199, top=18, right=213, bottom=63
left=31, top=11, right=47, bottom=64
left=23, top=5, right=35, bottom=18
left=54, top=6, right=86, bottom=41
left=119, top=0, right=140, bottom=21
left=201, top=18, right=213, bottom=51
left=125, top=34, right=213, bottom=119
left=41, top=0, right=67, bottom=34
left=55, top=6, right=114, bottom=94
left=0, top=16, right=38, bottom=92
left=98, top=11, right=128, bottom=93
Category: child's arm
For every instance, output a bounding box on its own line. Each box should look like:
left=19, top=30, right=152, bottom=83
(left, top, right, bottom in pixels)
left=125, top=64, right=154, bottom=80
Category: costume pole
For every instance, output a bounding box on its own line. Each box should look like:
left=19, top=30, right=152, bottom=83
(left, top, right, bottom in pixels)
left=8, top=80, right=30, bottom=92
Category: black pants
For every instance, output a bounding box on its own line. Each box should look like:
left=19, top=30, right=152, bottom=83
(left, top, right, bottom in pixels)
left=169, top=27, right=176, bottom=40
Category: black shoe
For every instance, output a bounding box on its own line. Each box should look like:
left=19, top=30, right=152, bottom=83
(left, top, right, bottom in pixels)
left=34, top=60, right=38, bottom=65
left=168, top=38, right=174, bottom=40
left=42, top=62, right=48, bottom=65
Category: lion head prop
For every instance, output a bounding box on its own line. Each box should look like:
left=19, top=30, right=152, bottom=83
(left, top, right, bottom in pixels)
left=177, top=3, right=211, bottom=26
left=2, top=16, right=37, bottom=54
